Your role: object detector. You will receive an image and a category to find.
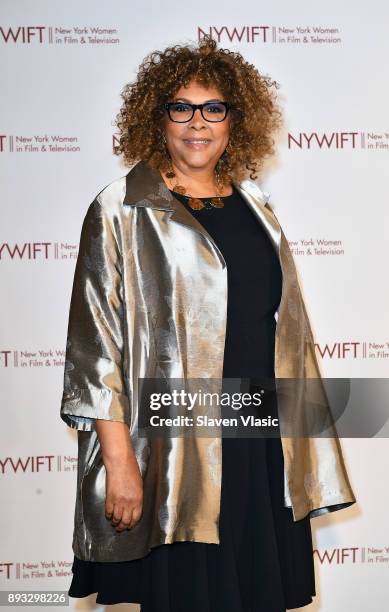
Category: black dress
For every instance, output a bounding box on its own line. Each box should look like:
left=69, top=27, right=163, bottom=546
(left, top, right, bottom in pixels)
left=68, top=185, right=316, bottom=610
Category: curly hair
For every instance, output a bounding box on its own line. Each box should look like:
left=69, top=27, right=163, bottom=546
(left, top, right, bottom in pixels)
left=114, top=36, right=283, bottom=183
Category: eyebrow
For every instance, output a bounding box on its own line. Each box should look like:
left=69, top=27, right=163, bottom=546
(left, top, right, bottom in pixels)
left=173, top=97, right=223, bottom=103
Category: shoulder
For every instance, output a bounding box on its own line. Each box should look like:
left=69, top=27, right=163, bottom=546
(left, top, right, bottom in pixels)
left=80, top=175, right=130, bottom=231
left=94, top=175, right=127, bottom=214
left=77, top=176, right=129, bottom=247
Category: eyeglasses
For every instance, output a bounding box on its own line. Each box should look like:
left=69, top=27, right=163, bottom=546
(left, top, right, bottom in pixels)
left=163, top=101, right=230, bottom=123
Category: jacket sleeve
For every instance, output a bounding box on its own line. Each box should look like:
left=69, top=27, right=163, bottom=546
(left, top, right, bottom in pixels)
left=60, top=197, right=130, bottom=432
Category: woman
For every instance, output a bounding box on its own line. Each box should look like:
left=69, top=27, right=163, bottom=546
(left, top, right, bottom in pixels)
left=61, top=37, right=356, bottom=610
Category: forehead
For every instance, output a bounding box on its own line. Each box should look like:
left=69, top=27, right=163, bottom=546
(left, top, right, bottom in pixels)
left=173, top=79, right=223, bottom=101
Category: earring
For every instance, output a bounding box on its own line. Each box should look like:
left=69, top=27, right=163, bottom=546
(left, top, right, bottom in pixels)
left=165, top=158, right=176, bottom=181
left=246, top=160, right=258, bottom=181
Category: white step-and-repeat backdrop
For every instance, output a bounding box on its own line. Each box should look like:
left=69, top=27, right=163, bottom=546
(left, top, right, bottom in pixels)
left=1, top=1, right=388, bottom=610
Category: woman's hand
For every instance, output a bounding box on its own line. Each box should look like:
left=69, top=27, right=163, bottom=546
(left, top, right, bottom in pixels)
left=95, top=419, right=144, bottom=532
left=104, top=455, right=144, bottom=532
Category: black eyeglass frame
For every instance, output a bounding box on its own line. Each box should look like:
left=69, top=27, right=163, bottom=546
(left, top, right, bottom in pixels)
left=163, top=101, right=231, bottom=123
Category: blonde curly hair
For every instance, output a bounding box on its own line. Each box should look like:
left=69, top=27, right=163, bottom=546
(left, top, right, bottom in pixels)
left=114, top=35, right=283, bottom=183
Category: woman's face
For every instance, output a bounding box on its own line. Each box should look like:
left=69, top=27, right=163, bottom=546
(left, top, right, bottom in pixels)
left=162, top=79, right=231, bottom=174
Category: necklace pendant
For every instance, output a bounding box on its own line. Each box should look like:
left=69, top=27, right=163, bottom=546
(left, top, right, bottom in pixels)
left=211, top=197, right=224, bottom=208
left=188, top=197, right=206, bottom=210
left=173, top=184, right=187, bottom=195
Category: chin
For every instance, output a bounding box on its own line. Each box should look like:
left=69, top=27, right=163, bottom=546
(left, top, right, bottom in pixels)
left=182, top=154, right=214, bottom=168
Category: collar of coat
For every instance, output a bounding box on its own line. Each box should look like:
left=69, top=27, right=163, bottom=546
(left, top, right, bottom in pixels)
left=123, top=159, right=282, bottom=256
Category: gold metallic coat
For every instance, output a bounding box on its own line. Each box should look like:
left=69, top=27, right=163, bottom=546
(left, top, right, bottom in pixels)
left=60, top=159, right=356, bottom=562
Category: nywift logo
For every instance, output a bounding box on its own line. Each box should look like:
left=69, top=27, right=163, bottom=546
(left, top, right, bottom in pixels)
left=0, top=134, right=80, bottom=153
left=316, top=341, right=389, bottom=360
left=314, top=546, right=389, bottom=565
left=0, top=348, right=65, bottom=368
left=0, top=241, right=78, bottom=260
left=0, top=560, right=73, bottom=580
left=0, top=25, right=120, bottom=45
left=0, top=454, right=77, bottom=476
left=288, top=131, right=389, bottom=149
left=0, top=26, right=46, bottom=43
left=198, top=25, right=342, bottom=45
